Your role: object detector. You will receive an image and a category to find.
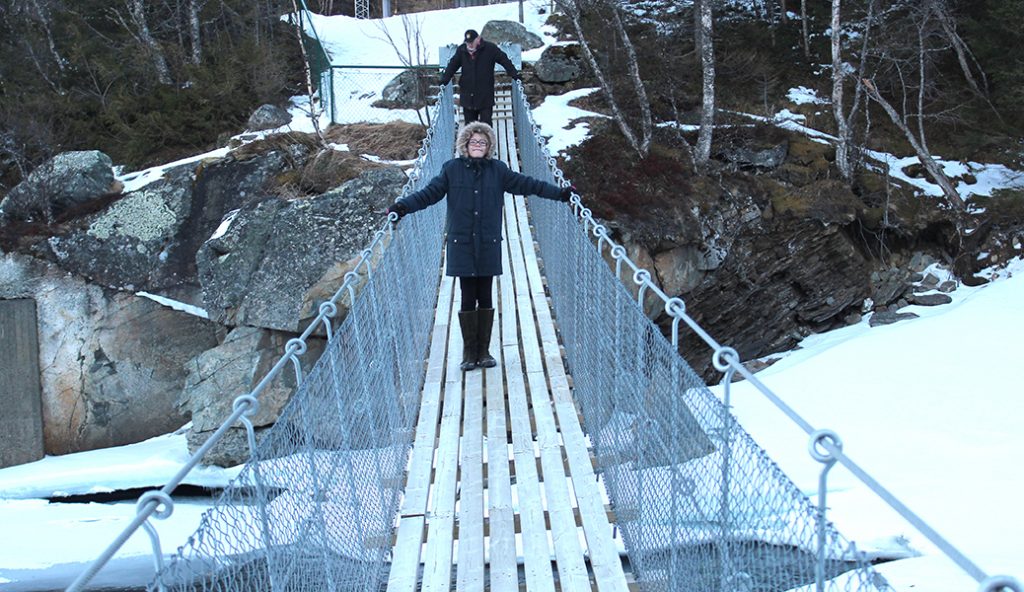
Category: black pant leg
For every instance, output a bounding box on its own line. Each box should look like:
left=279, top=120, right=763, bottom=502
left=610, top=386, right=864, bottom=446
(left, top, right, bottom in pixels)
left=459, top=276, right=495, bottom=310
left=463, top=107, right=481, bottom=125
left=460, top=276, right=479, bottom=311
left=476, top=276, right=494, bottom=309
left=478, top=106, right=493, bottom=127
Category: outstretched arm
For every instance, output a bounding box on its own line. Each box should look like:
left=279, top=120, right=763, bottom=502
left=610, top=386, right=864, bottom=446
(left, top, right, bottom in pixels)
left=440, top=49, right=461, bottom=86
left=399, top=166, right=451, bottom=213
left=495, top=47, right=520, bottom=80
left=501, top=165, right=567, bottom=201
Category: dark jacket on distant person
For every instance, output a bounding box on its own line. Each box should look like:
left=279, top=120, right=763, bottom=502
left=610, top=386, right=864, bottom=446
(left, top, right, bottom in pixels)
left=395, top=123, right=563, bottom=277
left=440, top=40, right=520, bottom=110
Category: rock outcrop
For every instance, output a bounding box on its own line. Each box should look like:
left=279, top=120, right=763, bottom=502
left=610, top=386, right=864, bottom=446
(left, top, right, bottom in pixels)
left=0, top=252, right=219, bottom=454
left=481, top=20, right=544, bottom=51
left=247, top=104, right=292, bottom=131
left=0, top=151, right=120, bottom=224
left=535, top=44, right=583, bottom=83
left=198, top=166, right=407, bottom=331
left=0, top=140, right=408, bottom=464
left=178, top=326, right=325, bottom=467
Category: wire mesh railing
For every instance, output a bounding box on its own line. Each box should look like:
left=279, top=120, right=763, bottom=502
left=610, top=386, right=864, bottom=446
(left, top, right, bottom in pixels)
left=64, top=83, right=456, bottom=592
left=145, top=84, right=455, bottom=592
left=322, top=65, right=439, bottom=126
left=511, top=79, right=1020, bottom=592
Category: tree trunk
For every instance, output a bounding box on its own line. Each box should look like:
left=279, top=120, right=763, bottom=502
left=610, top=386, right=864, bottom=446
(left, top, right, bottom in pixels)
left=130, top=0, right=172, bottom=84
left=610, top=6, right=651, bottom=156
left=695, top=0, right=715, bottom=169
left=831, top=0, right=851, bottom=180
left=801, top=0, right=809, bottom=59
left=290, top=0, right=327, bottom=147
left=27, top=0, right=65, bottom=73
left=557, top=0, right=649, bottom=158
left=860, top=78, right=964, bottom=210
left=188, top=0, right=203, bottom=65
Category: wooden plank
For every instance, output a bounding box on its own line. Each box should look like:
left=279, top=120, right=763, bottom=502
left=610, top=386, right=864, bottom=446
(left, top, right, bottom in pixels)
left=456, top=353, right=485, bottom=590
left=505, top=197, right=590, bottom=591
left=504, top=344, right=555, bottom=592
left=420, top=284, right=467, bottom=592
left=387, top=274, right=456, bottom=592
left=499, top=211, right=555, bottom=592
left=485, top=277, right=518, bottom=592
left=504, top=196, right=544, bottom=376
left=515, top=199, right=630, bottom=592
left=501, top=110, right=520, bottom=174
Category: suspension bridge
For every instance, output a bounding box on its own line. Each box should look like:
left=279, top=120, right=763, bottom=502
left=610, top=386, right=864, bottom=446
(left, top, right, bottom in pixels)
left=64, top=72, right=1020, bottom=592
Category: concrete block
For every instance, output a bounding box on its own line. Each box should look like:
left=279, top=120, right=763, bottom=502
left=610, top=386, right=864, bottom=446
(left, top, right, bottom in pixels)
left=0, top=299, right=44, bottom=468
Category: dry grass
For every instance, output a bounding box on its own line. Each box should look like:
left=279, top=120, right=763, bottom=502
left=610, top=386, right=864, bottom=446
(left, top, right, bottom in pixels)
left=326, top=121, right=427, bottom=161
left=230, top=131, right=323, bottom=160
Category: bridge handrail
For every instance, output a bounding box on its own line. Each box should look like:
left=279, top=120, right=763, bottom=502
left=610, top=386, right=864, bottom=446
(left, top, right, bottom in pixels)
left=64, top=82, right=455, bottom=592
left=509, top=79, right=1020, bottom=592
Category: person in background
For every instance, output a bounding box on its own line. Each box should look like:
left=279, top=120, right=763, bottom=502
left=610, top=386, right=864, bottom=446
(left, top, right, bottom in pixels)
left=387, top=122, right=574, bottom=371
left=440, top=29, right=521, bottom=127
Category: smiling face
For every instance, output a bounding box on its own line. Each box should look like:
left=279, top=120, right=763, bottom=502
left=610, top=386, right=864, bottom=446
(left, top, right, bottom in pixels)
left=468, top=133, right=489, bottom=158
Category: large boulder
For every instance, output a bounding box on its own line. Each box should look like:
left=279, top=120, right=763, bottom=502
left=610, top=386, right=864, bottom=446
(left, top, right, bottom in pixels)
left=178, top=326, right=324, bottom=467
left=247, top=104, right=292, bottom=132
left=375, top=70, right=432, bottom=110
left=535, top=44, right=583, bottom=83
left=0, top=151, right=119, bottom=223
left=0, top=252, right=220, bottom=455
left=198, top=166, right=408, bottom=331
left=48, top=165, right=196, bottom=291
left=481, top=20, right=543, bottom=50
left=47, top=150, right=297, bottom=294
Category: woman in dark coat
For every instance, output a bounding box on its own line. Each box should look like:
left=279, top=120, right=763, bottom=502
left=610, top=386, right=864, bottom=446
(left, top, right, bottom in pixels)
left=388, top=121, right=572, bottom=371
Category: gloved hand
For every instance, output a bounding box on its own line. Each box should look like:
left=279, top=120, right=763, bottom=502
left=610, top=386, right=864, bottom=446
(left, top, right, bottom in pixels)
left=558, top=185, right=576, bottom=202
left=387, top=201, right=409, bottom=221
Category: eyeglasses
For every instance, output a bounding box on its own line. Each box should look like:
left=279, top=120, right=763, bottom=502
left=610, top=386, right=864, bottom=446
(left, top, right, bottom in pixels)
left=468, top=139, right=489, bottom=147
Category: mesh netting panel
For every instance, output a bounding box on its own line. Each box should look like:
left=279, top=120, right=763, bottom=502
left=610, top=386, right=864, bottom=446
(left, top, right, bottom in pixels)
left=150, top=87, right=456, bottom=592
left=513, top=84, right=893, bottom=592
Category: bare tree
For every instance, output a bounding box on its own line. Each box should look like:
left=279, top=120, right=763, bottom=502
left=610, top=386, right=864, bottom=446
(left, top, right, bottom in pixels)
left=188, top=0, right=206, bottom=64
left=26, top=0, right=65, bottom=74
left=830, top=0, right=850, bottom=179
left=831, top=0, right=876, bottom=180
left=373, top=14, right=432, bottom=126
left=290, top=0, right=328, bottom=147
left=929, top=0, right=988, bottom=98
left=695, top=0, right=715, bottom=169
left=110, top=0, right=173, bottom=84
left=860, top=78, right=963, bottom=210
left=556, top=0, right=652, bottom=158
left=800, top=0, right=809, bottom=59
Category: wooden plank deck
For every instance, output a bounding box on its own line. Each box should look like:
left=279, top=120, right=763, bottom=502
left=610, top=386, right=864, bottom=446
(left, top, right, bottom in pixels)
left=387, top=91, right=628, bottom=592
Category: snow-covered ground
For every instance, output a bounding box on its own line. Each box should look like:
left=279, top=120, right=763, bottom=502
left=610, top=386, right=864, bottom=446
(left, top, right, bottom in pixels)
left=2, top=1, right=1022, bottom=590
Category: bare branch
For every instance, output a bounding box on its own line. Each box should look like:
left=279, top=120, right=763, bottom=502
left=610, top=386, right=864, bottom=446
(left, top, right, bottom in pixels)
left=554, top=0, right=647, bottom=158
left=860, top=77, right=964, bottom=211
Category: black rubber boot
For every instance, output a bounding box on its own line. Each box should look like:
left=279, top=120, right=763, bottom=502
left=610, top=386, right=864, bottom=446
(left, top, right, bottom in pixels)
left=458, top=310, right=478, bottom=371
left=476, top=308, right=497, bottom=368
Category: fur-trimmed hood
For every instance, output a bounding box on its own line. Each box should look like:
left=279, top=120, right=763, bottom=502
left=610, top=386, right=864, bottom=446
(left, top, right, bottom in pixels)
left=456, top=122, right=497, bottom=159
